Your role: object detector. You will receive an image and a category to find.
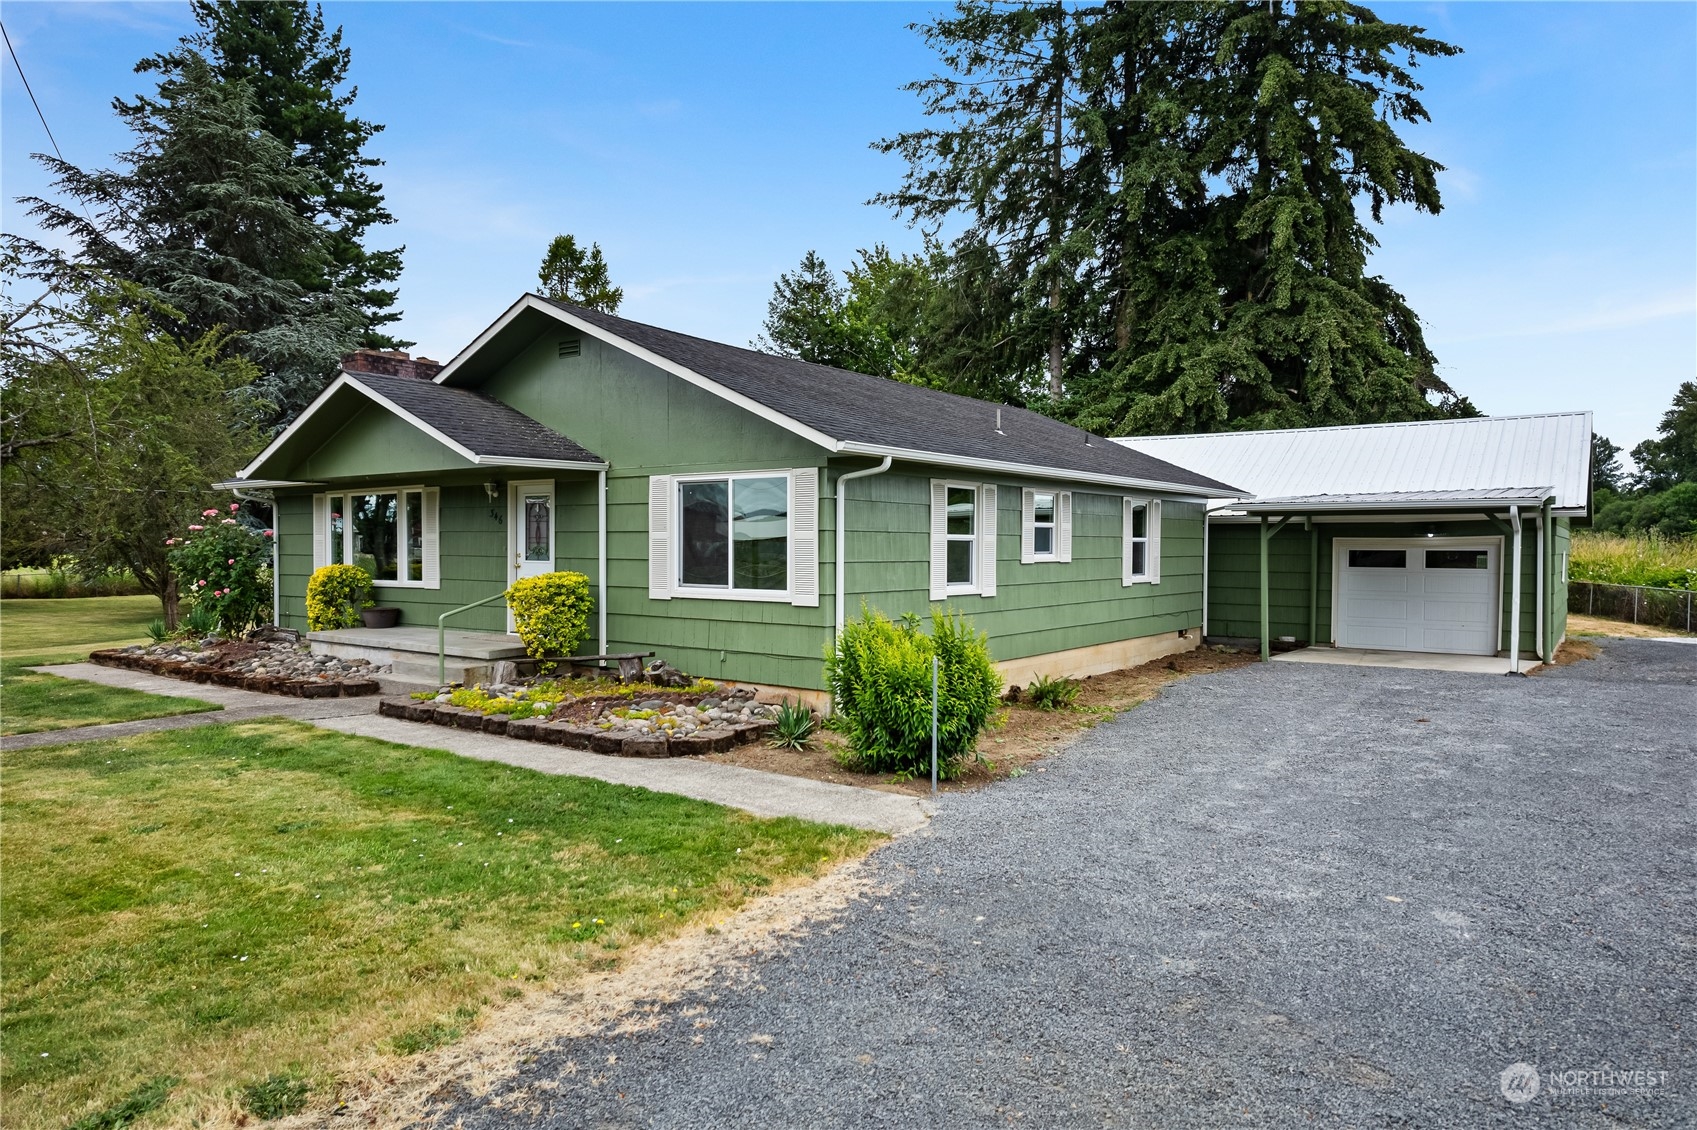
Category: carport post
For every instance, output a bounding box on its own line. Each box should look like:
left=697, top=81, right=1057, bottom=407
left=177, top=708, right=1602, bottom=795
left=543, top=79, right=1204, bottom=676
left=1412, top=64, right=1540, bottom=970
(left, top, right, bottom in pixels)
left=1541, top=496, right=1553, bottom=661
left=1307, top=519, right=1318, bottom=647
left=1259, top=516, right=1271, bottom=661
left=1508, top=506, right=1523, bottom=675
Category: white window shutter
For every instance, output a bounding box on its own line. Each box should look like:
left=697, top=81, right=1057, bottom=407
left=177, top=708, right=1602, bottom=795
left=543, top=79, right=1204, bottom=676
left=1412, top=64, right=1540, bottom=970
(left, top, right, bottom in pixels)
left=789, top=468, right=819, bottom=607
left=421, top=488, right=441, bottom=588
left=1058, top=491, right=1073, bottom=563
left=1020, top=488, right=1036, bottom=564
left=929, top=479, right=948, bottom=601
left=648, top=475, right=673, bottom=600
left=1148, top=499, right=1163, bottom=583
left=978, top=484, right=997, bottom=598
left=1122, top=497, right=1135, bottom=587
left=312, top=494, right=328, bottom=570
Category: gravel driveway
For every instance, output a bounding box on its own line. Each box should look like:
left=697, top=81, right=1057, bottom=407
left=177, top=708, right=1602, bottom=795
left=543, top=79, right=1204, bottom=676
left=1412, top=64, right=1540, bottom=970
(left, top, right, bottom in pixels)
left=445, top=639, right=1694, bottom=1128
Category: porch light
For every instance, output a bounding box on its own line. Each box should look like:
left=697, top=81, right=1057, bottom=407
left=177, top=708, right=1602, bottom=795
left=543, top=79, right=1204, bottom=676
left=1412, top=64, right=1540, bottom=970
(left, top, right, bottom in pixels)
left=1425, top=525, right=1437, bottom=538
left=483, top=481, right=501, bottom=503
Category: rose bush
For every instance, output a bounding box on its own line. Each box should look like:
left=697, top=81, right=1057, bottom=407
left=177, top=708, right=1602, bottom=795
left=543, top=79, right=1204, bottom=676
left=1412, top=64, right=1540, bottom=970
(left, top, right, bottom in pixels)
left=167, top=506, right=273, bottom=634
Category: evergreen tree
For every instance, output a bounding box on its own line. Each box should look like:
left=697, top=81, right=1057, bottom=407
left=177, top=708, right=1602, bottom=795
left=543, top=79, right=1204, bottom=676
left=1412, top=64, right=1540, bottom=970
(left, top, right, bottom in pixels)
left=1630, top=381, right=1697, bottom=491
left=537, top=234, right=623, bottom=313
left=137, top=0, right=405, bottom=347
left=1591, top=433, right=1626, bottom=496
left=20, top=52, right=362, bottom=425
left=878, top=0, right=1467, bottom=434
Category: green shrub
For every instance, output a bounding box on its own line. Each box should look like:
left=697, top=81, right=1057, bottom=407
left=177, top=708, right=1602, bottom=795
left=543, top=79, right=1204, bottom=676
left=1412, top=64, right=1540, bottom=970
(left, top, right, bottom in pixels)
left=305, top=564, right=372, bottom=630
left=180, top=602, right=220, bottom=638
left=769, top=698, right=816, bottom=750
left=145, top=618, right=170, bottom=643
left=505, top=571, right=593, bottom=661
left=241, top=1073, right=308, bottom=1119
left=1026, top=672, right=1081, bottom=711
left=168, top=507, right=273, bottom=633
left=825, top=606, right=1002, bottom=779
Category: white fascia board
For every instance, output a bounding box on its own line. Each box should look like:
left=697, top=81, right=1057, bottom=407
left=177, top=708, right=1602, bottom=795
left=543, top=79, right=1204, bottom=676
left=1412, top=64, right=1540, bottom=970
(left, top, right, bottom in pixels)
left=240, top=372, right=485, bottom=477
left=836, top=442, right=1227, bottom=498
left=238, top=372, right=362, bottom=478
left=436, top=295, right=842, bottom=453
left=213, top=478, right=320, bottom=490
left=469, top=455, right=608, bottom=471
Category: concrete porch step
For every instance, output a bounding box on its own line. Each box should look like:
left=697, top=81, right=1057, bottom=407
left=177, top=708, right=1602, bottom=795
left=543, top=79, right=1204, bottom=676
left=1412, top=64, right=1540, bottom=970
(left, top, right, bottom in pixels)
left=308, top=626, right=529, bottom=690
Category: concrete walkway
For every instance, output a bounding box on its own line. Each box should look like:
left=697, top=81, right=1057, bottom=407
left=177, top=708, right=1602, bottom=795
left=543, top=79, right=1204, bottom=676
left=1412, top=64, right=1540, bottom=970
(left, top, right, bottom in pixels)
left=6, top=663, right=933, bottom=836
left=1272, top=646, right=1539, bottom=675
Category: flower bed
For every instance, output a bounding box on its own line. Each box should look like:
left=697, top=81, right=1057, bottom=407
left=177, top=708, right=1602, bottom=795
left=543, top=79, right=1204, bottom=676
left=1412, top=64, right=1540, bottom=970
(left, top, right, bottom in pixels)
left=89, top=635, right=385, bottom=698
left=376, top=678, right=780, bottom=758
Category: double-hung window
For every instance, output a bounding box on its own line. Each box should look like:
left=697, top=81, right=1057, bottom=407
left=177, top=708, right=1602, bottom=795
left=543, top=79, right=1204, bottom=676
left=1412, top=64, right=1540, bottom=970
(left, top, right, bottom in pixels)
left=1020, top=489, right=1072, bottom=563
left=1122, top=497, right=1162, bottom=585
left=930, top=480, right=997, bottom=599
left=313, top=488, right=438, bottom=587
left=647, top=469, right=820, bottom=606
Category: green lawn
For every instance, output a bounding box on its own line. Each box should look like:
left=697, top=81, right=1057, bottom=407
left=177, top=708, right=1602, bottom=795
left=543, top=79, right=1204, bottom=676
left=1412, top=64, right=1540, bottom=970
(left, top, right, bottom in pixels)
left=0, top=595, right=218, bottom=735
left=1, top=719, right=881, bottom=1127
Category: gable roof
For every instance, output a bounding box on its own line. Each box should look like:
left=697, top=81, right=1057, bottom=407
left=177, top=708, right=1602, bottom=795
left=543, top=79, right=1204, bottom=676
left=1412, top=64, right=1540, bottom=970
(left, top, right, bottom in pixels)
left=236, top=370, right=604, bottom=483
left=433, top=295, right=1241, bottom=497
left=1113, top=412, right=1593, bottom=515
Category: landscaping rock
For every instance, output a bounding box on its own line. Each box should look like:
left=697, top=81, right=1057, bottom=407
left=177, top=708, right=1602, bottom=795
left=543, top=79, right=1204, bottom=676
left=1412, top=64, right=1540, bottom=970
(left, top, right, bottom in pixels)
left=505, top=717, right=540, bottom=741
left=619, top=734, right=669, bottom=758
left=453, top=709, right=486, bottom=731
left=588, top=731, right=623, bottom=756
left=378, top=698, right=410, bottom=719
left=482, top=714, right=510, bottom=736
left=403, top=701, right=435, bottom=723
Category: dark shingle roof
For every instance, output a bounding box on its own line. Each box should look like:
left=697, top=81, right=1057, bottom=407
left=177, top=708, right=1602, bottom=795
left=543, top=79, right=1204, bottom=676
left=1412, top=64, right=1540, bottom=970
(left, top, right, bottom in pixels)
left=541, top=298, right=1238, bottom=494
left=349, top=370, right=602, bottom=465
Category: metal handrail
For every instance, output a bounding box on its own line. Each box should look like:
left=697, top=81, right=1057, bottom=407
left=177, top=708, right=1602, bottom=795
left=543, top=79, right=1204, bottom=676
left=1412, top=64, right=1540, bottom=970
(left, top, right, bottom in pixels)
left=438, top=590, right=508, bottom=685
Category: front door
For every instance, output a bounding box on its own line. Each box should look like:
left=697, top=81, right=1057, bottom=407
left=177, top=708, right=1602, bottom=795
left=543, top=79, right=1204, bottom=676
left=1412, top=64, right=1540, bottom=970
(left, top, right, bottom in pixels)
left=508, top=480, right=555, bottom=631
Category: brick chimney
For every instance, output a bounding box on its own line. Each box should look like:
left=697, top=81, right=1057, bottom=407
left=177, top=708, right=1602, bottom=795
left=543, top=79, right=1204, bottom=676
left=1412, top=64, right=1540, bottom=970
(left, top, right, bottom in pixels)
left=340, top=348, right=443, bottom=380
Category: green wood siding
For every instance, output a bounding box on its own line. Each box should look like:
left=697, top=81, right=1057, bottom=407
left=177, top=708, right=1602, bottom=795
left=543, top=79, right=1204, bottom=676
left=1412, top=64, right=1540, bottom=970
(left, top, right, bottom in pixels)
left=1207, top=517, right=1572, bottom=656
left=838, top=469, right=1202, bottom=666
left=291, top=403, right=476, bottom=480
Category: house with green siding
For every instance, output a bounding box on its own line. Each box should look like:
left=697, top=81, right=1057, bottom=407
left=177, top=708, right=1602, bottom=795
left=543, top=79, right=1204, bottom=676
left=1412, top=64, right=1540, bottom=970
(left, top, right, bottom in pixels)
left=224, top=295, right=1239, bottom=702
left=1116, top=413, right=1592, bottom=674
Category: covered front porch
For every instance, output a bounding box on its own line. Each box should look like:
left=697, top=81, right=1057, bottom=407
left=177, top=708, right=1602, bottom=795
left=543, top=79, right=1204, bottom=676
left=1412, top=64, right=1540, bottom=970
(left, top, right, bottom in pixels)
left=217, top=364, right=612, bottom=660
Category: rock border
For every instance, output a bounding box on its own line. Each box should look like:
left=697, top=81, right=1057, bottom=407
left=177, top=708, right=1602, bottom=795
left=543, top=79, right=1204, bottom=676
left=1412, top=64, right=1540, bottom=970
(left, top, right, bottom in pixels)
left=377, top=697, right=776, bottom=758
left=88, top=648, right=381, bottom=698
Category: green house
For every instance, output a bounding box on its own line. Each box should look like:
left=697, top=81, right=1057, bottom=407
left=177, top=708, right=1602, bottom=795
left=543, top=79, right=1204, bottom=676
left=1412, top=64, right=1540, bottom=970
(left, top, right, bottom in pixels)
left=1116, top=412, right=1594, bottom=674
left=226, top=295, right=1238, bottom=700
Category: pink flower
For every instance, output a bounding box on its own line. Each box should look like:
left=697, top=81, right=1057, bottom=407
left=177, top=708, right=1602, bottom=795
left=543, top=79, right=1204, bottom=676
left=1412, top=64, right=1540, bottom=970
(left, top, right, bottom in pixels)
left=230, top=503, right=240, bottom=512
left=188, top=524, right=204, bottom=531
left=228, top=558, right=236, bottom=565
left=202, top=509, right=219, bottom=518
left=262, top=530, right=274, bottom=538
left=196, top=579, right=206, bottom=587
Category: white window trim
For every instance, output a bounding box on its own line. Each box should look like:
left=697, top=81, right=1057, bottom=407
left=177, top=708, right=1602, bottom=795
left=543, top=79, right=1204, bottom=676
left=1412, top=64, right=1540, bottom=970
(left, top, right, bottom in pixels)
left=1122, top=496, right=1161, bottom=586
left=1022, top=488, right=1072, bottom=564
left=670, top=469, right=798, bottom=604
left=314, top=486, right=439, bottom=589
left=938, top=479, right=982, bottom=596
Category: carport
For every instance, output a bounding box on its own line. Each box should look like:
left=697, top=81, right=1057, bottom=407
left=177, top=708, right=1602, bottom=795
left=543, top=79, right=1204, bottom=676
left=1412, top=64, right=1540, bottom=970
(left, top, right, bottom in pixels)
left=1231, top=488, right=1562, bottom=674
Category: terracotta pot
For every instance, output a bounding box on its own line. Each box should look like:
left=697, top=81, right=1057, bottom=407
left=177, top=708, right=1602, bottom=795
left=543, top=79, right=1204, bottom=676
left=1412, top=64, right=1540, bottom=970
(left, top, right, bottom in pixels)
left=360, top=607, right=401, bottom=629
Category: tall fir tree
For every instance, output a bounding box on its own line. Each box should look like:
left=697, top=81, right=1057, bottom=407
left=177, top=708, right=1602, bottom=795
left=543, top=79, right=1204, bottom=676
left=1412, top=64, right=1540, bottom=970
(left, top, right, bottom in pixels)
left=21, top=52, right=363, bottom=425
left=876, top=0, right=1468, bottom=434
left=137, top=0, right=405, bottom=348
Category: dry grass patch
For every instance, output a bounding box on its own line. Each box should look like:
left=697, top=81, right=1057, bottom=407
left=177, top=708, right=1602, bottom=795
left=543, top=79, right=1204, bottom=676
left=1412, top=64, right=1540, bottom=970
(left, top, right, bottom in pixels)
left=708, top=645, right=1258, bottom=795
left=0, top=720, right=879, bottom=1128
left=1566, top=612, right=1695, bottom=639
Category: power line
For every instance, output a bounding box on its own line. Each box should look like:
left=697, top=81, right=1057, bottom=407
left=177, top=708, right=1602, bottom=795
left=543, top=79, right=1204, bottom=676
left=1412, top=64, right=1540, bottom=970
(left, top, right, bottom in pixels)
left=2, top=20, right=66, bottom=163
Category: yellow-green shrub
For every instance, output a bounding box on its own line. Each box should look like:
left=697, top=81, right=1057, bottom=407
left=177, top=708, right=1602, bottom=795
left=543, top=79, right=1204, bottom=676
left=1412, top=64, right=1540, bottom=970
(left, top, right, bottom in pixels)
left=305, top=564, right=372, bottom=630
left=505, top=571, right=593, bottom=660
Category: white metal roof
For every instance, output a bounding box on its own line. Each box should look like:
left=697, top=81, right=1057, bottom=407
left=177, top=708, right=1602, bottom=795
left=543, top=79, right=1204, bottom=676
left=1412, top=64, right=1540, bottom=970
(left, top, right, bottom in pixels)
left=1114, top=412, right=1593, bottom=515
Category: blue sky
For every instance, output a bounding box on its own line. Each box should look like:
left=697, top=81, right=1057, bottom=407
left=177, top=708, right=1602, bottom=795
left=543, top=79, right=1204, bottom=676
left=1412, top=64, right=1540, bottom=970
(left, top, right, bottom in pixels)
left=3, top=2, right=1692, bottom=458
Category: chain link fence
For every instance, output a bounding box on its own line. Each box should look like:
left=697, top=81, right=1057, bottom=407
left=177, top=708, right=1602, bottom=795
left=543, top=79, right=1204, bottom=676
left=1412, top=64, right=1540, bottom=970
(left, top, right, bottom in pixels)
left=1570, top=581, right=1695, bottom=633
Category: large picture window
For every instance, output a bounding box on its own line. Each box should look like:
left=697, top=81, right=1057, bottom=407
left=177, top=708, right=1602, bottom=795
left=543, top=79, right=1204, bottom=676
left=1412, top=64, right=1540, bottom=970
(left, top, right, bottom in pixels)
left=678, top=473, right=790, bottom=594
left=316, top=488, right=435, bottom=586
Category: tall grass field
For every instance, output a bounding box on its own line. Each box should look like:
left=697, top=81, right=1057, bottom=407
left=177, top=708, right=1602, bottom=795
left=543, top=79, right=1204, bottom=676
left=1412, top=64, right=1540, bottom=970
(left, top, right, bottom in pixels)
left=1569, top=532, right=1697, bottom=590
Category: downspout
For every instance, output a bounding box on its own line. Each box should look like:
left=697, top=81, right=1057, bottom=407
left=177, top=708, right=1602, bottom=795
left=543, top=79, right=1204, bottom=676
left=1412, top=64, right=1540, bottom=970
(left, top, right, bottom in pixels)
left=598, top=469, right=608, bottom=660
left=1508, top=505, right=1523, bottom=675
left=834, top=457, right=893, bottom=642
left=232, top=487, right=279, bottom=626
left=1259, top=516, right=1270, bottom=662
left=1201, top=512, right=1210, bottom=638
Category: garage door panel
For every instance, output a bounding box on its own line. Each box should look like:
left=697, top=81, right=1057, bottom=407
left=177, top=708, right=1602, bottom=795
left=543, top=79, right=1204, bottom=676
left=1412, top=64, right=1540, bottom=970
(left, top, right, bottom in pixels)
left=1337, top=541, right=1498, bottom=656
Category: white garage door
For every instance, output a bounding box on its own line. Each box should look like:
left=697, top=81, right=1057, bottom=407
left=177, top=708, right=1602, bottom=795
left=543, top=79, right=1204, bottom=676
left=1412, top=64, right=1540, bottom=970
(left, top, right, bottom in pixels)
left=1336, top=541, right=1499, bottom=655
